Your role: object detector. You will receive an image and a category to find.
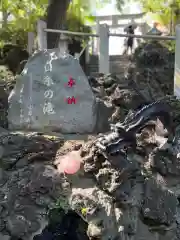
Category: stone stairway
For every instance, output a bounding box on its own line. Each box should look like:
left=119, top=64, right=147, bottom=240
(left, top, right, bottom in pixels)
left=87, top=55, right=130, bottom=76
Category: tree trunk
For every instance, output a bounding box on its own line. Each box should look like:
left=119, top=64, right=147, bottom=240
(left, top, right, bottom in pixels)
left=46, top=0, right=70, bottom=49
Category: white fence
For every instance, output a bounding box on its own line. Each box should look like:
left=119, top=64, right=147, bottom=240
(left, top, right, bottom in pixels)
left=27, top=20, right=180, bottom=97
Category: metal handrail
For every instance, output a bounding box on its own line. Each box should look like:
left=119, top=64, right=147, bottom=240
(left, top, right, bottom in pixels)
left=44, top=28, right=175, bottom=40
left=109, top=33, right=175, bottom=40
left=44, top=28, right=98, bottom=37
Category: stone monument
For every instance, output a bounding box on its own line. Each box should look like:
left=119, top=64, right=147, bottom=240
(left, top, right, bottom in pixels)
left=8, top=49, right=97, bottom=133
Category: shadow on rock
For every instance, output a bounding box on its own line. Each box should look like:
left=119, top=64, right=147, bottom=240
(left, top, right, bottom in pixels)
left=34, top=209, right=88, bottom=240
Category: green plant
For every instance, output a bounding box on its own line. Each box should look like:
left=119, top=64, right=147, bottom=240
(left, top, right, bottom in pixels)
left=162, top=40, right=175, bottom=52
left=52, top=197, right=70, bottom=213
left=0, top=0, right=47, bottom=47
left=81, top=207, right=88, bottom=216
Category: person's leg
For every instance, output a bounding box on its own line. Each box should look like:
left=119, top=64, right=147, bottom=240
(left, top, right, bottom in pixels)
left=126, top=47, right=129, bottom=55
left=123, top=38, right=127, bottom=55
left=130, top=46, right=133, bottom=55
left=131, top=38, right=135, bottom=54
left=123, top=45, right=127, bottom=55
left=127, top=37, right=132, bottom=55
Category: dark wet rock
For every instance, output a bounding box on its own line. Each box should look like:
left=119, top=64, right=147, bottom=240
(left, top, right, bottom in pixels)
left=150, top=149, right=180, bottom=176
left=111, top=87, right=144, bottom=109
left=105, top=83, right=117, bottom=96
left=0, top=233, right=10, bottom=240
left=0, top=168, right=8, bottom=186
left=0, top=117, right=179, bottom=240
left=168, top=100, right=180, bottom=127
left=83, top=144, right=142, bottom=204
left=174, top=223, right=180, bottom=240
left=126, top=42, right=174, bottom=101
left=95, top=98, right=113, bottom=133
left=92, top=74, right=118, bottom=88
left=0, top=133, right=61, bottom=170
left=0, top=132, right=73, bottom=239
left=6, top=214, right=40, bottom=237
left=88, top=76, right=100, bottom=88
left=133, top=41, right=173, bottom=67
left=33, top=210, right=89, bottom=240
left=88, top=73, right=148, bottom=127
left=142, top=178, right=178, bottom=226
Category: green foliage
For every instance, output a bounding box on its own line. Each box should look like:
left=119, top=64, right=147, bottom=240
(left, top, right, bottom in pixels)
left=52, top=197, right=70, bottom=213
left=138, top=0, right=180, bottom=12
left=162, top=40, right=175, bottom=52
left=0, top=24, right=29, bottom=47
left=137, top=0, right=180, bottom=28
left=0, top=0, right=95, bottom=47
left=1, top=0, right=47, bottom=29
left=66, top=0, right=110, bottom=31
left=0, top=0, right=123, bottom=48
left=67, top=2, right=93, bottom=32
left=0, top=0, right=48, bottom=46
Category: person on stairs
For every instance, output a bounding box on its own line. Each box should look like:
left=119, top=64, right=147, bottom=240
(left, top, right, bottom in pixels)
left=123, top=25, right=135, bottom=55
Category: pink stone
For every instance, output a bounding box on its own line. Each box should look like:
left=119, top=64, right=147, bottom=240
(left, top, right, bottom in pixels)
left=57, top=151, right=81, bottom=174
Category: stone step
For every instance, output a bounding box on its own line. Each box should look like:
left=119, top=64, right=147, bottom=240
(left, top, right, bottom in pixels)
left=89, top=58, right=129, bottom=65
left=87, top=54, right=130, bottom=75
left=88, top=64, right=129, bottom=71
left=88, top=61, right=129, bottom=66
left=89, top=55, right=129, bottom=61
left=89, top=62, right=129, bottom=66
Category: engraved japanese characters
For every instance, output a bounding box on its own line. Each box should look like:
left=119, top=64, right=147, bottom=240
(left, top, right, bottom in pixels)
left=8, top=50, right=96, bottom=133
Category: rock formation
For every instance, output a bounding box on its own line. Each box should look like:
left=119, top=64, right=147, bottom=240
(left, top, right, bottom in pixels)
left=0, top=42, right=179, bottom=240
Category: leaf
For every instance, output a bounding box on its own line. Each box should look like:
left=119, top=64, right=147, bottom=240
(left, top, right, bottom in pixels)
left=18, top=9, right=25, bottom=17
left=1, top=0, right=10, bottom=9
left=138, top=0, right=180, bottom=30
left=84, top=15, right=96, bottom=23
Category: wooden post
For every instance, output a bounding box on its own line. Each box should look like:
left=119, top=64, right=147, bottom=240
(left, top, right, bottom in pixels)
left=98, top=24, right=109, bottom=74
left=37, top=20, right=47, bottom=50
left=174, top=24, right=180, bottom=97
